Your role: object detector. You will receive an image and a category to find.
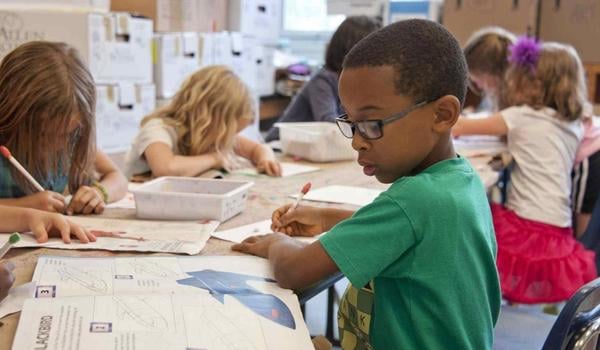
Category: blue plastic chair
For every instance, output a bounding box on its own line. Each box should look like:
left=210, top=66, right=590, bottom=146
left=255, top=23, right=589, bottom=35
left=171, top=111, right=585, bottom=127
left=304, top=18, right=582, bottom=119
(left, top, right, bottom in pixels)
left=495, top=277, right=600, bottom=349
left=541, top=277, right=600, bottom=350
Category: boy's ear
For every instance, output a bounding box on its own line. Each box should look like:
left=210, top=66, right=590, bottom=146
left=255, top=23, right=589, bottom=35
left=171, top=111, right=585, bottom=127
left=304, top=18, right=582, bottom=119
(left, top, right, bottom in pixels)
left=431, top=95, right=461, bottom=133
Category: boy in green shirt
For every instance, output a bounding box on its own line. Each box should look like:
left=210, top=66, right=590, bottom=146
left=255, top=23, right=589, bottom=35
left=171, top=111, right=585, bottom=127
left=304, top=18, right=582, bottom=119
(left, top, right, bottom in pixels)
left=233, top=19, right=500, bottom=349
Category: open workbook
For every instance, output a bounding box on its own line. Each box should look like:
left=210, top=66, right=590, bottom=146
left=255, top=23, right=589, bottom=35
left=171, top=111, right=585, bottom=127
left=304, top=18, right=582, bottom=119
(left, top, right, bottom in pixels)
left=11, top=255, right=313, bottom=350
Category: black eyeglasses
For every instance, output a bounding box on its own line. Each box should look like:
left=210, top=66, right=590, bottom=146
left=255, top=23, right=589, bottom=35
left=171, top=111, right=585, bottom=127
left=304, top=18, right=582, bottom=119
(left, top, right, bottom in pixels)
left=335, top=100, right=430, bottom=140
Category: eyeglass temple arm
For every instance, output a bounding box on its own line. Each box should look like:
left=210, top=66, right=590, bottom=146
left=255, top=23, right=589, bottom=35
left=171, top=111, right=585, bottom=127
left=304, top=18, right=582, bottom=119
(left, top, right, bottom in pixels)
left=381, top=101, right=430, bottom=126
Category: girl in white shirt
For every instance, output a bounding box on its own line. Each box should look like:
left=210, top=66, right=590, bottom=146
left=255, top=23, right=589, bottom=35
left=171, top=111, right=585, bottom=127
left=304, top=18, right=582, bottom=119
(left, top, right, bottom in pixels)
left=126, top=66, right=281, bottom=178
left=453, top=38, right=596, bottom=303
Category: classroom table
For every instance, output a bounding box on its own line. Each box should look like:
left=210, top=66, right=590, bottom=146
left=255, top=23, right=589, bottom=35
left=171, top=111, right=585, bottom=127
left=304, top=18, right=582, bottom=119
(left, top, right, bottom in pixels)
left=0, top=155, right=499, bottom=349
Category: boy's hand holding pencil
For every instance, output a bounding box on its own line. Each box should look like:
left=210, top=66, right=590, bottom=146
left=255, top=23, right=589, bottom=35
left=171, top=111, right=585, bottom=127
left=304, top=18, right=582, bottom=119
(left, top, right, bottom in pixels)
left=271, top=204, right=326, bottom=237
left=271, top=182, right=325, bottom=237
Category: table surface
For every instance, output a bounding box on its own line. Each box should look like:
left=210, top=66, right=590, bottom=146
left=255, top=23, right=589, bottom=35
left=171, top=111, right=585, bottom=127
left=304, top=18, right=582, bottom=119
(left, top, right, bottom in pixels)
left=0, top=155, right=498, bottom=349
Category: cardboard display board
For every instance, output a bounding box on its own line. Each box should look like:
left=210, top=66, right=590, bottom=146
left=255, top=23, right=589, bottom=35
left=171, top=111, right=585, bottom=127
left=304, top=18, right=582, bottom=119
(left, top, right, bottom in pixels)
left=442, top=0, right=539, bottom=46
left=539, top=0, right=600, bottom=63
left=111, top=0, right=228, bottom=32
left=0, top=10, right=153, bottom=84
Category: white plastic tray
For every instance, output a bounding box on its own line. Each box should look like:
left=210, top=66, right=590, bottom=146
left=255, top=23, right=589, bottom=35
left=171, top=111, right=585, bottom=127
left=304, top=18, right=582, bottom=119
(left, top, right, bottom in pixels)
left=132, top=177, right=253, bottom=221
left=276, top=122, right=356, bottom=162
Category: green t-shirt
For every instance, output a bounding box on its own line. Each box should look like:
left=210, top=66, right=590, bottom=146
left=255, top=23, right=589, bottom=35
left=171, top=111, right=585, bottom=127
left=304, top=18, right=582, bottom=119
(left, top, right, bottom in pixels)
left=320, top=157, right=500, bottom=350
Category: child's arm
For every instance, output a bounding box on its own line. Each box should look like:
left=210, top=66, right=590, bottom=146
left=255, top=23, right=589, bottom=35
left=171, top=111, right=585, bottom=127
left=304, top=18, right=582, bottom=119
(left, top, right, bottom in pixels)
left=66, top=150, right=127, bottom=215
left=0, top=191, right=65, bottom=213
left=95, top=150, right=127, bottom=203
left=452, top=113, right=508, bottom=137
left=144, top=142, right=223, bottom=177
left=234, top=135, right=282, bottom=177
left=0, top=261, right=15, bottom=302
left=233, top=234, right=339, bottom=289
left=271, top=204, right=354, bottom=237
left=0, top=206, right=96, bottom=243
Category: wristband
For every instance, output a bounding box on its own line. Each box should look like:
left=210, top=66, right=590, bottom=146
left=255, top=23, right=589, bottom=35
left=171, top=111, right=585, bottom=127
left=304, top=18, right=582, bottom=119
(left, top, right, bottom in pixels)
left=92, top=181, right=109, bottom=203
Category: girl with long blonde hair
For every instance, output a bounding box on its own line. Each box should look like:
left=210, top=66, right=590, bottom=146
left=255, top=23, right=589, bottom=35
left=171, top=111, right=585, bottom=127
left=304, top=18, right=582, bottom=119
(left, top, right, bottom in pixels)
left=453, top=39, right=596, bottom=303
left=0, top=41, right=127, bottom=215
left=126, top=65, right=281, bottom=178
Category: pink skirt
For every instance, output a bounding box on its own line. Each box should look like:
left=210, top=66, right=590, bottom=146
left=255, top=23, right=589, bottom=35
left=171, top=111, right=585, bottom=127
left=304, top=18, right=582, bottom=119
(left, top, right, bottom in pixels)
left=492, top=204, right=597, bottom=303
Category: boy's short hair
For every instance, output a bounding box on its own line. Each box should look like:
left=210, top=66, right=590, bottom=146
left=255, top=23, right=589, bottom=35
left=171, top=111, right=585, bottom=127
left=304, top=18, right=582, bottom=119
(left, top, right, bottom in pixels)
left=343, top=19, right=468, bottom=106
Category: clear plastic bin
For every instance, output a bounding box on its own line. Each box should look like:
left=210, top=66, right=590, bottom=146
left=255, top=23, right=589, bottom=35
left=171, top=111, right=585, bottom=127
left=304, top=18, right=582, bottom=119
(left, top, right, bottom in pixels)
left=276, top=122, right=356, bottom=162
left=132, top=177, right=253, bottom=221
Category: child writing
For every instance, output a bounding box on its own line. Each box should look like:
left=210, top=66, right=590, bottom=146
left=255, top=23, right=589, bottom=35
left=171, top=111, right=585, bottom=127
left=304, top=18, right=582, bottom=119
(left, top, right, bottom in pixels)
left=463, top=26, right=516, bottom=112
left=0, top=41, right=128, bottom=215
left=453, top=38, right=597, bottom=303
left=0, top=205, right=96, bottom=302
left=125, top=66, right=281, bottom=178
left=233, top=19, right=500, bottom=349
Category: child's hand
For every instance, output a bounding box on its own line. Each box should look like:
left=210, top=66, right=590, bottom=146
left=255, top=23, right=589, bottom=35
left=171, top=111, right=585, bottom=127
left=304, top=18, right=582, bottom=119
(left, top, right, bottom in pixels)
left=66, top=185, right=105, bottom=215
left=21, top=191, right=66, bottom=213
left=0, top=261, right=15, bottom=302
left=231, top=233, right=288, bottom=258
left=256, top=158, right=282, bottom=177
left=209, top=152, right=232, bottom=171
left=24, top=209, right=96, bottom=244
left=271, top=205, right=325, bottom=237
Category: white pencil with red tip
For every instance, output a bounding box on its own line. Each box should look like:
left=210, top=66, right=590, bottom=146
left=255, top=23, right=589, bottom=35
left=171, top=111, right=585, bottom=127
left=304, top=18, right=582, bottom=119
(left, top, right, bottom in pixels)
left=288, top=182, right=312, bottom=213
left=0, top=145, right=44, bottom=192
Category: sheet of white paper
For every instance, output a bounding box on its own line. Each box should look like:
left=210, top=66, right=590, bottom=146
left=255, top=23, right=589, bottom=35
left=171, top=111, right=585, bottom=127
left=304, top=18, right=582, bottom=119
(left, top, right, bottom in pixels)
left=0, top=282, right=36, bottom=319
left=293, top=185, right=382, bottom=207
left=233, top=162, right=320, bottom=177
left=13, top=256, right=313, bottom=350
left=213, top=220, right=322, bottom=244
left=0, top=217, right=220, bottom=255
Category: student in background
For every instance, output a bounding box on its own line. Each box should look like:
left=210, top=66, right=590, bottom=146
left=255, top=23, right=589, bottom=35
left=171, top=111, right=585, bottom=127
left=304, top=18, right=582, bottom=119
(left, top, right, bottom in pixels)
left=265, top=16, right=381, bottom=141
left=234, top=20, right=500, bottom=349
left=463, top=27, right=516, bottom=112
left=453, top=38, right=597, bottom=303
left=0, top=205, right=95, bottom=302
left=573, top=105, right=600, bottom=236
left=125, top=66, right=281, bottom=178
left=0, top=41, right=128, bottom=215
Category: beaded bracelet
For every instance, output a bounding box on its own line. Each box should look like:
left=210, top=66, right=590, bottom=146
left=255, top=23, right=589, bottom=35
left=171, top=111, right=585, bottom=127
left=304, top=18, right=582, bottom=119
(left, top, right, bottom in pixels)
left=92, top=181, right=109, bottom=203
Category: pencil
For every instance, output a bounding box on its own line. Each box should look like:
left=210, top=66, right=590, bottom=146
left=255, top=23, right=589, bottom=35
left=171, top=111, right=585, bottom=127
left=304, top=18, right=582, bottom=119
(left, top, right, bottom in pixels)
left=0, top=233, right=21, bottom=259
left=0, top=146, right=44, bottom=192
left=287, top=182, right=312, bottom=213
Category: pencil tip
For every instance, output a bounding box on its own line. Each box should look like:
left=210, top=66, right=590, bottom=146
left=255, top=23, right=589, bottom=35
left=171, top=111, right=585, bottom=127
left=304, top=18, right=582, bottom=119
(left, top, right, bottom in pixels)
left=0, top=146, right=10, bottom=159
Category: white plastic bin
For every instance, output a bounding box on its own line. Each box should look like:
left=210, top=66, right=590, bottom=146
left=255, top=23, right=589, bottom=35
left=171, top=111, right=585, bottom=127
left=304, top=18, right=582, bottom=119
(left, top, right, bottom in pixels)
left=132, top=177, right=253, bottom=221
left=276, top=122, right=356, bottom=162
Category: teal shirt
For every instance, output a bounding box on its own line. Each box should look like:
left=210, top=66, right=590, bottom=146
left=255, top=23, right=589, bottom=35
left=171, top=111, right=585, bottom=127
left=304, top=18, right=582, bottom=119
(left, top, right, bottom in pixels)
left=0, top=157, right=68, bottom=197
left=320, top=157, right=501, bottom=350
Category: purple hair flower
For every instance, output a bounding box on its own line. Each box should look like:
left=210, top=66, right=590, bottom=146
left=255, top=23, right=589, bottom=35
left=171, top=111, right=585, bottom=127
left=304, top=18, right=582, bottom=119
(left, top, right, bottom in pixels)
left=509, top=36, right=541, bottom=72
